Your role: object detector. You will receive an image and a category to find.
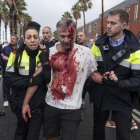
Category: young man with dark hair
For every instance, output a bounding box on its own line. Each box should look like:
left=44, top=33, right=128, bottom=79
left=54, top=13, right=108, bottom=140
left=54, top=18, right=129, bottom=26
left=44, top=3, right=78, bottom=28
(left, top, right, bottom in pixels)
left=90, top=9, right=140, bottom=140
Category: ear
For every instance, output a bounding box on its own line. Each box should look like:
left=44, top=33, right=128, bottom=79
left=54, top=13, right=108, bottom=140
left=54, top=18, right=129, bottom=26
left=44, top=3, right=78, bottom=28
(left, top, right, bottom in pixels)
left=122, top=23, right=127, bottom=29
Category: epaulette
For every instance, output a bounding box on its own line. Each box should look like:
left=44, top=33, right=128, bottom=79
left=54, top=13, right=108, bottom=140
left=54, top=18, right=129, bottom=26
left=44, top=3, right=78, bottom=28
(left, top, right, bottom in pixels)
left=12, top=50, right=17, bottom=54
left=52, top=39, right=56, bottom=42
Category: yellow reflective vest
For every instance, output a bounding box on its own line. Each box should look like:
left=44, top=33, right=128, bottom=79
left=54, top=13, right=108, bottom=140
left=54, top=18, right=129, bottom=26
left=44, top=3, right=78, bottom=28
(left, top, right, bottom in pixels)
left=89, top=42, right=140, bottom=111
left=6, top=49, right=41, bottom=75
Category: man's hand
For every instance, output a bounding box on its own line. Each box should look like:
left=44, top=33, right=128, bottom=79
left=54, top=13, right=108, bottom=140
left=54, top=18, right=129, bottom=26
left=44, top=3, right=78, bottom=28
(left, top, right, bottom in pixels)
left=103, top=71, right=118, bottom=81
left=102, top=71, right=125, bottom=88
left=22, top=103, right=31, bottom=122
left=91, top=71, right=103, bottom=84
left=40, top=45, right=46, bottom=50
left=3, top=55, right=9, bottom=61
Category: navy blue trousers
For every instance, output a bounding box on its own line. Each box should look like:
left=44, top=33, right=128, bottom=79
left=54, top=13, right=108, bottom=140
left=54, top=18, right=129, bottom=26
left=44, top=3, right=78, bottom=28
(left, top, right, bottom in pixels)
left=93, top=105, right=132, bottom=140
left=2, top=77, right=10, bottom=101
left=15, top=107, right=43, bottom=140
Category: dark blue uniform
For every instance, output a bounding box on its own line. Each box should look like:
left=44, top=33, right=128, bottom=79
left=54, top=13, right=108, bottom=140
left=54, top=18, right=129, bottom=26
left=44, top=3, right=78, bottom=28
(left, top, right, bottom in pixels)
left=2, top=44, right=16, bottom=101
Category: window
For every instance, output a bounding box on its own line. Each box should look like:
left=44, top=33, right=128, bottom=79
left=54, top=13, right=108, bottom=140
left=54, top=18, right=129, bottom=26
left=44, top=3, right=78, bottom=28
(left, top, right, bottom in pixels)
left=95, top=32, right=98, bottom=39
left=88, top=25, right=91, bottom=33
left=127, top=6, right=130, bottom=14
left=94, top=22, right=97, bottom=31
left=134, top=3, right=138, bottom=20
left=87, top=35, right=89, bottom=41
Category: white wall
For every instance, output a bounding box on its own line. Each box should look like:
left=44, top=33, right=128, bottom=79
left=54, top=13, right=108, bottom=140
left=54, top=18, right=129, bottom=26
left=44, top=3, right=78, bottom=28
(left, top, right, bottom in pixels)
left=0, top=20, right=10, bottom=43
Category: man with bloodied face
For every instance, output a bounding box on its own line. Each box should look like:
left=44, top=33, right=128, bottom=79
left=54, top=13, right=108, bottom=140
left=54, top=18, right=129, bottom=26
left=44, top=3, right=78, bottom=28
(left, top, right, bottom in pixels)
left=42, top=18, right=119, bottom=140
left=43, top=18, right=98, bottom=140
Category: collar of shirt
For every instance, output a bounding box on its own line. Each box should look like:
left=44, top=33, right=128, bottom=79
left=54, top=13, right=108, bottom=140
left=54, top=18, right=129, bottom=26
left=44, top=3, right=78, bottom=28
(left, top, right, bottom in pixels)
left=43, top=37, right=54, bottom=43
left=54, top=42, right=60, bottom=47
left=49, top=37, right=54, bottom=42
left=109, top=34, right=125, bottom=47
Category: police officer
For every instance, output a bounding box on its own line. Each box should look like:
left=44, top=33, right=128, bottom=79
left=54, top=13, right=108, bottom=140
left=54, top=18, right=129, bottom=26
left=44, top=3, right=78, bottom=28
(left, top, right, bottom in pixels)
left=4, top=23, right=51, bottom=140
left=17, top=21, right=41, bottom=47
left=40, top=26, right=57, bottom=50
left=2, top=35, right=18, bottom=107
left=90, top=9, right=140, bottom=140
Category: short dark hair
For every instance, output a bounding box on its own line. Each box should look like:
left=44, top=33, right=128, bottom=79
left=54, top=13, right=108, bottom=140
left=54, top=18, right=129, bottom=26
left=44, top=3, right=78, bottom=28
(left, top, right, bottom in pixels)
left=109, top=9, right=129, bottom=25
left=26, top=21, right=41, bottom=32
left=24, top=21, right=41, bottom=37
left=11, top=34, right=18, bottom=40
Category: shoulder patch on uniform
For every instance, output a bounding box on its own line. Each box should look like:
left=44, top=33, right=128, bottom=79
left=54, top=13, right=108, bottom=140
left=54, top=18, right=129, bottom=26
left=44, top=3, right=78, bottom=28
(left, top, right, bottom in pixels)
left=12, top=50, right=17, bottom=54
left=52, top=39, right=56, bottom=42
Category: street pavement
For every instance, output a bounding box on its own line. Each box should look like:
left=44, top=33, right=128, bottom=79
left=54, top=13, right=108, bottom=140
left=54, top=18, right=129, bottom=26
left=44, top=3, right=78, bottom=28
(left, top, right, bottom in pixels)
left=0, top=76, right=140, bottom=140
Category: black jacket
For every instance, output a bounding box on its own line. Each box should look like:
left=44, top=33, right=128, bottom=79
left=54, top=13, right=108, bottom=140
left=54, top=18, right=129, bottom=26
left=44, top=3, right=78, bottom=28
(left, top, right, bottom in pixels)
left=89, top=29, right=140, bottom=111
left=4, top=49, right=51, bottom=110
left=40, top=39, right=57, bottom=49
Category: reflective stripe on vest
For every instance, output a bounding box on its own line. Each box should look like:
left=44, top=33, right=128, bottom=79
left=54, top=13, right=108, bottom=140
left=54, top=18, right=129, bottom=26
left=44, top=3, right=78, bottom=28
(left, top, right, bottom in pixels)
left=119, top=60, right=130, bottom=68
left=92, top=45, right=140, bottom=71
left=6, top=49, right=41, bottom=75
left=131, top=64, right=140, bottom=70
left=6, top=66, right=14, bottom=72
left=19, top=69, right=29, bottom=75
left=130, top=50, right=140, bottom=70
left=95, top=56, right=103, bottom=61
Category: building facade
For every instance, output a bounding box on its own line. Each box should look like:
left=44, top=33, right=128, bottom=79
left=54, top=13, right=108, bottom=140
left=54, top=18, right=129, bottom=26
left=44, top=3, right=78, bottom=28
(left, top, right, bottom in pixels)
left=77, top=0, right=140, bottom=42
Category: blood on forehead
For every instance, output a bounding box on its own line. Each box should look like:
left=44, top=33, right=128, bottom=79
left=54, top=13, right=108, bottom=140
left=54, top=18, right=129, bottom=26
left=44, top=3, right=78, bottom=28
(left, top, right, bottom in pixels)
left=68, top=23, right=74, bottom=35
left=67, top=23, right=74, bottom=42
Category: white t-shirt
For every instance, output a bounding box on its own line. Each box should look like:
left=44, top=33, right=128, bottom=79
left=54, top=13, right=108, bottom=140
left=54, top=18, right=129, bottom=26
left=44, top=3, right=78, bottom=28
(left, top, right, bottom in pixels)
left=45, top=43, right=97, bottom=109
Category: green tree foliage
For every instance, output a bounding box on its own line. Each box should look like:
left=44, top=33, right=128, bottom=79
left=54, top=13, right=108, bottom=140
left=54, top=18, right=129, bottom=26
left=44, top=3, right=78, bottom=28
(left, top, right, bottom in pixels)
left=78, top=0, right=93, bottom=34
left=62, top=11, right=73, bottom=19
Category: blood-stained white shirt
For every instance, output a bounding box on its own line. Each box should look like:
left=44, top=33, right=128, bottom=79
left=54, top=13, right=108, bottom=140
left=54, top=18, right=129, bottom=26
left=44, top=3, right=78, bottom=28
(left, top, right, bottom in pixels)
left=45, top=43, right=97, bottom=109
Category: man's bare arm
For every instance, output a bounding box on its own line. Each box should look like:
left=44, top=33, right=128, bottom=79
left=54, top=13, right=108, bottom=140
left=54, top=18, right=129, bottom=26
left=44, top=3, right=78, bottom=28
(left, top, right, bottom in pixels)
left=22, top=67, right=43, bottom=121
left=91, top=70, right=103, bottom=84
left=3, top=55, right=9, bottom=61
